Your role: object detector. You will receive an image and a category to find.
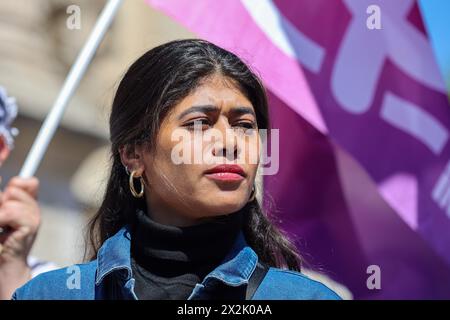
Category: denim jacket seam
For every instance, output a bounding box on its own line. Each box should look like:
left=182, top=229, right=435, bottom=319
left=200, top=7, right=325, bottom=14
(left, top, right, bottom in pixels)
left=96, top=240, right=109, bottom=284
left=242, top=253, right=258, bottom=280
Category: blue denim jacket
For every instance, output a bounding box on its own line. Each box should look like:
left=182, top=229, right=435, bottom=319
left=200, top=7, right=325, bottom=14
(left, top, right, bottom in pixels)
left=13, top=226, right=341, bottom=300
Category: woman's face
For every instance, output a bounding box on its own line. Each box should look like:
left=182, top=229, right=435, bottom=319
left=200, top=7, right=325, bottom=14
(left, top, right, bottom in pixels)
left=123, top=74, right=260, bottom=226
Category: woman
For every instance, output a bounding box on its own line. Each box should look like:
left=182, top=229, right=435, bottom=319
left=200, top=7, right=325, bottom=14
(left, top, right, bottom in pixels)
left=13, top=39, right=340, bottom=300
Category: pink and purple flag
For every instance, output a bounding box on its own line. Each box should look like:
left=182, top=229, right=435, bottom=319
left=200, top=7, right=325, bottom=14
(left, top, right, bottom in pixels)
left=146, top=0, right=450, bottom=299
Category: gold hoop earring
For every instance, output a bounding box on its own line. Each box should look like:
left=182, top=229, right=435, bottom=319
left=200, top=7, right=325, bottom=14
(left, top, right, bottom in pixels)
left=129, top=170, right=144, bottom=198
left=248, top=184, right=256, bottom=202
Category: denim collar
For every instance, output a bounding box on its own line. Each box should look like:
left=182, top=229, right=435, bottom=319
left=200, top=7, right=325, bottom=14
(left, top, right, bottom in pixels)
left=200, top=231, right=258, bottom=287
left=95, top=226, right=258, bottom=288
left=95, top=226, right=133, bottom=285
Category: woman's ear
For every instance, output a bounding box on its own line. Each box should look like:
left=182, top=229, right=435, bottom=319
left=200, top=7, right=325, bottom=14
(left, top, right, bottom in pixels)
left=119, top=143, right=145, bottom=176
left=0, top=136, right=10, bottom=166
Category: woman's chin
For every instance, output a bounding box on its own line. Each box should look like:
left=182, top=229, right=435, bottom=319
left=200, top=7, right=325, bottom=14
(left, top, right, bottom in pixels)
left=202, top=198, right=248, bottom=216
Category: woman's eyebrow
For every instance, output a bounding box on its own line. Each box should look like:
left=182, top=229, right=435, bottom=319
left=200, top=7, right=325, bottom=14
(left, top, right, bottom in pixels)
left=177, top=105, right=219, bottom=120
left=229, top=106, right=256, bottom=118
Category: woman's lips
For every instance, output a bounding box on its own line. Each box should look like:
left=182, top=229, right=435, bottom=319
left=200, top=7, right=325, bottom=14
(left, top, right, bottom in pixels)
left=204, top=164, right=246, bottom=182
left=205, top=172, right=245, bottom=182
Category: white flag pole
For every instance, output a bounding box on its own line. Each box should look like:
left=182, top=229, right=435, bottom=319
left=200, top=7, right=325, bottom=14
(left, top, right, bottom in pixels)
left=19, top=0, right=123, bottom=178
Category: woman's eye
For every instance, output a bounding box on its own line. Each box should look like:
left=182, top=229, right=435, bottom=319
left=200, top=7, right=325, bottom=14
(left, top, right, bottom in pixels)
left=234, top=122, right=256, bottom=131
left=185, top=119, right=210, bottom=130
left=233, top=122, right=257, bottom=135
left=235, top=122, right=256, bottom=129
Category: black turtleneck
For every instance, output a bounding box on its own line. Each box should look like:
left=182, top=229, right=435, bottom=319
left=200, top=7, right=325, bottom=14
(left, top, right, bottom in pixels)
left=130, top=209, right=244, bottom=300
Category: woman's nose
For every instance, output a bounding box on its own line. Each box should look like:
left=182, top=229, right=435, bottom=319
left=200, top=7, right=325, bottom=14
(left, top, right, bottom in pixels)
left=211, top=121, right=240, bottom=161
left=212, top=140, right=239, bottom=160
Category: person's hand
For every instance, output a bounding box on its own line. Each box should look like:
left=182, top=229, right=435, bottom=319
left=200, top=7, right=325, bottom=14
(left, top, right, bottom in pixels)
left=0, top=176, right=40, bottom=299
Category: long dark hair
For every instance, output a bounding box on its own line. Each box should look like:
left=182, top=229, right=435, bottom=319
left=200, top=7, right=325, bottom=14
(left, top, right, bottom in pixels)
left=87, top=39, right=301, bottom=271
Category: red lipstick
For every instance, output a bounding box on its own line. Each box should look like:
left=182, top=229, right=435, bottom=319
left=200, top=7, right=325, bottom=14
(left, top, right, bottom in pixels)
left=204, top=164, right=246, bottom=182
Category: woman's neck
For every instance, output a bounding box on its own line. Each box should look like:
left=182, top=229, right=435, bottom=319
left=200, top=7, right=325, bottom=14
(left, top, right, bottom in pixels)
left=130, top=208, right=244, bottom=278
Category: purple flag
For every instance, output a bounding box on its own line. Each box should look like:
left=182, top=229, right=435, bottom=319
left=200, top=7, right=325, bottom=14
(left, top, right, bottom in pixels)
left=146, top=0, right=450, bottom=298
